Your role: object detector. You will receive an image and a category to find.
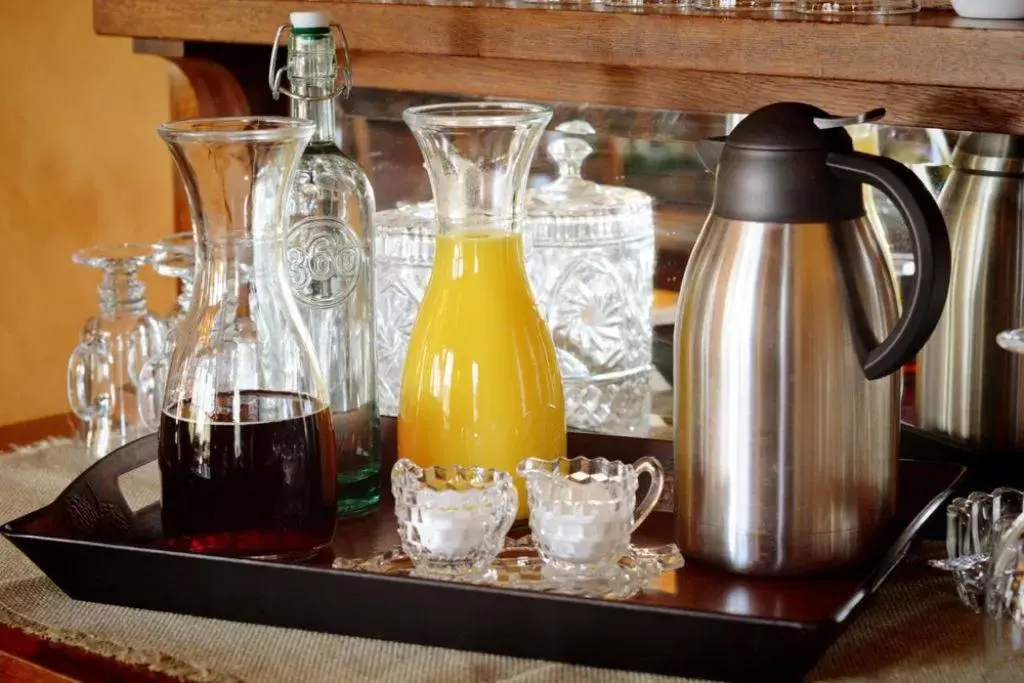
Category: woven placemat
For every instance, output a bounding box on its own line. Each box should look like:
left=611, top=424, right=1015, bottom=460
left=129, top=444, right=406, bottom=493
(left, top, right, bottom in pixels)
left=0, top=438, right=1020, bottom=682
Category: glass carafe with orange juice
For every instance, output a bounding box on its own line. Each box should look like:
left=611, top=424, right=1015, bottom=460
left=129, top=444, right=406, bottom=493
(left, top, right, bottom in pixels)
left=398, top=102, right=565, bottom=520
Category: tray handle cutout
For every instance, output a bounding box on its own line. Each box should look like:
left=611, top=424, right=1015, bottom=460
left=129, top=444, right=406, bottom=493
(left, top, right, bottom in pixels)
left=20, top=435, right=161, bottom=542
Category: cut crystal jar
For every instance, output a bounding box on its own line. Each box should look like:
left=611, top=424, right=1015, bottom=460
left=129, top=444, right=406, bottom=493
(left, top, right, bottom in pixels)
left=373, top=202, right=435, bottom=417
left=526, top=121, right=655, bottom=436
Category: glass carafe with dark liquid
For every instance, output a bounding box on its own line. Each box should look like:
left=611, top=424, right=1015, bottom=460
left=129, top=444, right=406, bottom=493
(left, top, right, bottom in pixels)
left=157, top=117, right=336, bottom=560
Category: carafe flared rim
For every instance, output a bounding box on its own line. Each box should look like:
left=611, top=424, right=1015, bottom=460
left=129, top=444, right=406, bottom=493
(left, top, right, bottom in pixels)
left=403, top=102, right=552, bottom=129
left=157, top=116, right=315, bottom=143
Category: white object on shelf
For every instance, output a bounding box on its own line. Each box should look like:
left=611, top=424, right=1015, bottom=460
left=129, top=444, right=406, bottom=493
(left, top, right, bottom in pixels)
left=951, top=0, right=1024, bottom=18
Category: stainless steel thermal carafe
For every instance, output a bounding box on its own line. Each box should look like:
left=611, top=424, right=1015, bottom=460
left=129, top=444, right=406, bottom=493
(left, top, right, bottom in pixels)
left=675, top=103, right=950, bottom=575
left=916, top=134, right=1024, bottom=450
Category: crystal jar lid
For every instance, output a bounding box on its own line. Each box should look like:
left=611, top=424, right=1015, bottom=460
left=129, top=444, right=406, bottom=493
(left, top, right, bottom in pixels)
left=374, top=201, right=436, bottom=267
left=526, top=121, right=653, bottom=245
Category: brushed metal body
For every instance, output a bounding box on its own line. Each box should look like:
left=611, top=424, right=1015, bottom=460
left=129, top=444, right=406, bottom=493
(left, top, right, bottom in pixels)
left=916, top=164, right=1024, bottom=449
left=674, top=218, right=900, bottom=575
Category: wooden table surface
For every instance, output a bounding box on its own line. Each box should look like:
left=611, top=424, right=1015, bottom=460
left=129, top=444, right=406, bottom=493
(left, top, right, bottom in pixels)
left=0, top=415, right=178, bottom=682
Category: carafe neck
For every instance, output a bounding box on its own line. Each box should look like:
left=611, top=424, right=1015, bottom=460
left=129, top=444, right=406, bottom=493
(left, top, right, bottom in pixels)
left=430, top=231, right=529, bottom=284
left=159, top=119, right=314, bottom=245
left=193, top=237, right=279, bottom=304
left=437, top=216, right=521, bottom=236
left=403, top=103, right=552, bottom=238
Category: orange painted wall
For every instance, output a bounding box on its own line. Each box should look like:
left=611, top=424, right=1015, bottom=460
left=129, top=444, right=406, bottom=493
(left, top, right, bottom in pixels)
left=0, top=0, right=173, bottom=425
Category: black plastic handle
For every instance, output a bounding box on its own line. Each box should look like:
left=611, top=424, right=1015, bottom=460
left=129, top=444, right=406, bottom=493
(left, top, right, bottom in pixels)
left=826, top=151, right=951, bottom=380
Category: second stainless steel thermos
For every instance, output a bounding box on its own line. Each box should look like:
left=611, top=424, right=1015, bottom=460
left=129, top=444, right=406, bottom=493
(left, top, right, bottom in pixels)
left=916, top=134, right=1024, bottom=450
left=675, top=102, right=950, bottom=575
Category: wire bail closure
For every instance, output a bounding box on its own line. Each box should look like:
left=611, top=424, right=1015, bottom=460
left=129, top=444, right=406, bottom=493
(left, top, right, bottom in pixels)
left=268, top=22, right=353, bottom=102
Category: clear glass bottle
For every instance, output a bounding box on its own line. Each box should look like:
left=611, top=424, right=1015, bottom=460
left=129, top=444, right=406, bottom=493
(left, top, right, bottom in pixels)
left=157, top=117, right=336, bottom=560
left=270, top=12, right=380, bottom=518
left=398, top=102, right=565, bottom=522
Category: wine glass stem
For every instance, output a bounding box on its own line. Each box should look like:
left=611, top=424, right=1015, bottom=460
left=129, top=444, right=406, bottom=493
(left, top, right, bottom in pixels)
left=98, top=267, right=147, bottom=317
left=177, top=276, right=194, bottom=316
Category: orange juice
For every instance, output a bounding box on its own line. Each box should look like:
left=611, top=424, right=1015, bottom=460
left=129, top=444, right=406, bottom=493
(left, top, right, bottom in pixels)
left=397, top=230, right=566, bottom=519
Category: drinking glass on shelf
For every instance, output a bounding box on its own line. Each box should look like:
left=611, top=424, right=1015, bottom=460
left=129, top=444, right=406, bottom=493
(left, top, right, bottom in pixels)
left=602, top=0, right=690, bottom=7
left=797, top=0, right=919, bottom=14
left=137, top=233, right=196, bottom=430
left=514, top=0, right=603, bottom=4
left=153, top=232, right=196, bottom=329
left=693, top=0, right=794, bottom=10
left=67, top=243, right=167, bottom=459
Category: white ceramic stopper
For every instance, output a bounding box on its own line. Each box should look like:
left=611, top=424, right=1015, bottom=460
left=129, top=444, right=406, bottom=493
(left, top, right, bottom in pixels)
left=290, top=11, right=331, bottom=29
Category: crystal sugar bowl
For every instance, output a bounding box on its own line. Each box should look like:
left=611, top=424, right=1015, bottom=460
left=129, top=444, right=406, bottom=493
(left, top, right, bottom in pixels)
left=518, top=455, right=664, bottom=579
left=391, top=458, right=517, bottom=577
left=525, top=121, right=655, bottom=436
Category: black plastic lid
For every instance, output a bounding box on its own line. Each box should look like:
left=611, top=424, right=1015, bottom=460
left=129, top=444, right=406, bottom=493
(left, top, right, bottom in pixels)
left=707, top=102, right=881, bottom=224
left=728, top=102, right=853, bottom=153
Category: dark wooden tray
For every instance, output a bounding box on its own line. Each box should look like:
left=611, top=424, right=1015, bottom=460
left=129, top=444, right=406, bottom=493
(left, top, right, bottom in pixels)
left=2, top=430, right=964, bottom=683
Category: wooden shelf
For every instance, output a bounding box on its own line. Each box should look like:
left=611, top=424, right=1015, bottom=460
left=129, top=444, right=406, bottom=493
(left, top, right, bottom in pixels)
left=96, top=0, right=1024, bottom=132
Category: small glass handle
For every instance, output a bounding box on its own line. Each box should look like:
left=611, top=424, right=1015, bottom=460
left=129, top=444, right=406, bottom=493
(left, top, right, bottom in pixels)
left=66, top=338, right=112, bottom=421
left=136, top=352, right=170, bottom=431
left=631, top=456, right=665, bottom=532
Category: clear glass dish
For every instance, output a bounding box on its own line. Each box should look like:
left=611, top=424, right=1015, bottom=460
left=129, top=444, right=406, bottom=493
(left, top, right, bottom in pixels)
left=796, top=0, right=920, bottom=13
left=694, top=0, right=794, bottom=10
left=391, top=458, right=517, bottom=578
left=933, top=487, right=1024, bottom=612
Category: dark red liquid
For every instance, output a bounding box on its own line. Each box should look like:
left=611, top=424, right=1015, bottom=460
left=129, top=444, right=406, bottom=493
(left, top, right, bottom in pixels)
left=157, top=390, right=337, bottom=559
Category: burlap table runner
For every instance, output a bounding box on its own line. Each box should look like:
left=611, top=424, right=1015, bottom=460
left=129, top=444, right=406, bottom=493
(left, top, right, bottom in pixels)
left=0, top=439, right=1020, bottom=682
